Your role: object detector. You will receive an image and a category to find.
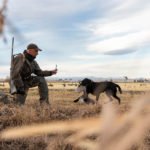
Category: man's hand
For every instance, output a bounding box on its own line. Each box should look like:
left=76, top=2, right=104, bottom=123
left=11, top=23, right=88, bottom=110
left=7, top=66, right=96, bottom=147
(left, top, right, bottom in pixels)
left=51, top=69, right=57, bottom=75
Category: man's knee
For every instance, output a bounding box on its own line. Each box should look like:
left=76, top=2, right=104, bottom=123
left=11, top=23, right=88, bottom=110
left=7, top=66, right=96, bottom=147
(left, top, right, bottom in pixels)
left=39, top=76, right=47, bottom=84
left=37, top=77, right=48, bottom=91
left=34, top=76, right=47, bottom=85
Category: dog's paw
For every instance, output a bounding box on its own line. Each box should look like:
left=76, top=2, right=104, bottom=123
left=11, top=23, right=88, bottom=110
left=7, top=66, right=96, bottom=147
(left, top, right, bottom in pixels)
left=73, top=97, right=85, bottom=104
left=73, top=98, right=79, bottom=103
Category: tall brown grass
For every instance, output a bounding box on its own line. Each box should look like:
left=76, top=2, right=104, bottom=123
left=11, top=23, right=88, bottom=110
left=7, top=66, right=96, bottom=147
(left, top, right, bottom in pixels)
left=0, top=94, right=150, bottom=150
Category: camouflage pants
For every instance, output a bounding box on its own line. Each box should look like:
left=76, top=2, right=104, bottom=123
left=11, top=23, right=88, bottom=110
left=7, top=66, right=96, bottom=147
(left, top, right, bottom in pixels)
left=15, top=76, right=49, bottom=105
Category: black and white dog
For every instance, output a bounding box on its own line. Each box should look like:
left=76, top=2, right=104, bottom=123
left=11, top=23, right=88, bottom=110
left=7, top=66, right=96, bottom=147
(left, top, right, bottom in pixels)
left=74, top=78, right=122, bottom=104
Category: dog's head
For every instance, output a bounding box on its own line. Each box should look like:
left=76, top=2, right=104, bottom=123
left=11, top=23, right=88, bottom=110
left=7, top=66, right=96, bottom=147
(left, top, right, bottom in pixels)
left=76, top=78, right=92, bottom=93
left=79, top=78, right=93, bottom=86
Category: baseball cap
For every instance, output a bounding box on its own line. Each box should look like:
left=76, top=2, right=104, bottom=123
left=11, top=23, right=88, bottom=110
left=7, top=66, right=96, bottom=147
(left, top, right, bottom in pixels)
left=27, top=43, right=42, bottom=51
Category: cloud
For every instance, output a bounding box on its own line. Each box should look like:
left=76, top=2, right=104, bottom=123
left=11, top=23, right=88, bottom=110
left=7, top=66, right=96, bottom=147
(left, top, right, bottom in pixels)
left=8, top=0, right=98, bottom=21
left=1, top=0, right=150, bottom=78
left=39, top=56, right=150, bottom=78
left=71, top=55, right=101, bottom=60
left=87, top=31, right=150, bottom=54
left=88, top=6, right=150, bottom=37
left=80, top=0, right=150, bottom=55
left=103, top=49, right=137, bottom=55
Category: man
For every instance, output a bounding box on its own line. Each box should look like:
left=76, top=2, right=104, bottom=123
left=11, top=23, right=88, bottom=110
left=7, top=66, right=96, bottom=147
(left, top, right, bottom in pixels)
left=11, top=43, right=57, bottom=105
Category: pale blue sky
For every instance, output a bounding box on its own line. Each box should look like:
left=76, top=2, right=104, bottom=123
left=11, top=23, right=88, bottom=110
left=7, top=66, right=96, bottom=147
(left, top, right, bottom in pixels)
left=0, top=0, right=150, bottom=79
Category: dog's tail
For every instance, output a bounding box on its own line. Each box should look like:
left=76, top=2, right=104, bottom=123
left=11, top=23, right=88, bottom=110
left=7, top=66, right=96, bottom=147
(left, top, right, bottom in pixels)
left=116, top=84, right=122, bottom=94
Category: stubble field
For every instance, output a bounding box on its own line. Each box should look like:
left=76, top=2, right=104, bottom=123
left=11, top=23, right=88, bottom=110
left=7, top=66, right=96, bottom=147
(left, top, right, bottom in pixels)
left=0, top=81, right=150, bottom=150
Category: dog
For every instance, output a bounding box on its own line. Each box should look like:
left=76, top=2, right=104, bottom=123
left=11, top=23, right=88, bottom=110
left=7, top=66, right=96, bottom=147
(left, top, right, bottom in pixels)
left=75, top=78, right=122, bottom=104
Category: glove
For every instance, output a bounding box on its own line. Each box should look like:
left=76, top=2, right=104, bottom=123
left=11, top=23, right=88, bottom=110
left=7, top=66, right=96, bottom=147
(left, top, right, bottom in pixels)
left=17, top=87, right=25, bottom=95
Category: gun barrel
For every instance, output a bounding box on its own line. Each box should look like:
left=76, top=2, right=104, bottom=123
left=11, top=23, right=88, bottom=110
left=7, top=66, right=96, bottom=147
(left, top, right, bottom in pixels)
left=10, top=37, right=17, bottom=95
left=11, top=37, right=14, bottom=67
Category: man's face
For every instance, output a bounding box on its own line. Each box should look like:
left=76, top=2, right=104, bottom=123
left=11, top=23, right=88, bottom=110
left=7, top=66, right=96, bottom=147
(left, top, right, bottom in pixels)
left=27, top=49, right=38, bottom=57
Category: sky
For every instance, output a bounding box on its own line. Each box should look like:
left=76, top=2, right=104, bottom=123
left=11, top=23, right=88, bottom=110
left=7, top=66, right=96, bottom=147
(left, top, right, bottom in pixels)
left=0, top=0, right=150, bottom=79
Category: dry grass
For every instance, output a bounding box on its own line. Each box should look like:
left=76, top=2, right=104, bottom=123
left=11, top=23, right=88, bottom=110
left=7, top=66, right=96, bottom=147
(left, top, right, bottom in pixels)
left=0, top=82, right=150, bottom=150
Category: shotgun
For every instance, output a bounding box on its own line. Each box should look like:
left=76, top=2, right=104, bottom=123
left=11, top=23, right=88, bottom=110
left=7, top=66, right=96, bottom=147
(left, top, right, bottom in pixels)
left=10, top=37, right=17, bottom=95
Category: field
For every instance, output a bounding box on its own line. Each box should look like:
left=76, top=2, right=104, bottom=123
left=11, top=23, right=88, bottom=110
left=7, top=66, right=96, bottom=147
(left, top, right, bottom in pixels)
left=0, top=81, right=150, bottom=150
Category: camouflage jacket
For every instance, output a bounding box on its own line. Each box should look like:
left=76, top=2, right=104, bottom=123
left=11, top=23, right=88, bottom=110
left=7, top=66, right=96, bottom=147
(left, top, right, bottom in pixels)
left=11, top=53, right=53, bottom=88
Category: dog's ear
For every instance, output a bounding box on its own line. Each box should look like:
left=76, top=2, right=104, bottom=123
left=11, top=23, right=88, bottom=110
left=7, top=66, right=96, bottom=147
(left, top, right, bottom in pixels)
left=84, top=78, right=90, bottom=81
left=81, top=78, right=92, bottom=86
